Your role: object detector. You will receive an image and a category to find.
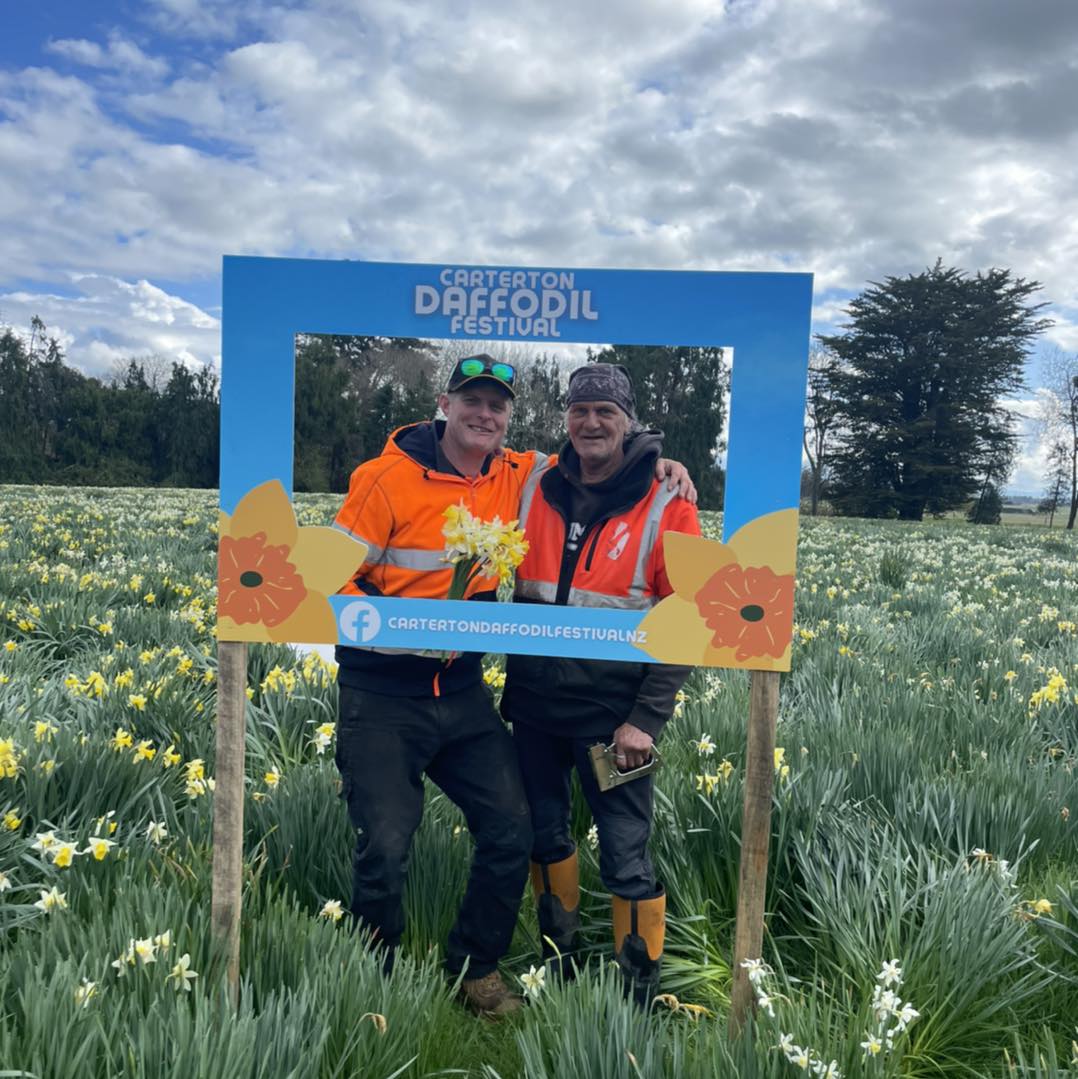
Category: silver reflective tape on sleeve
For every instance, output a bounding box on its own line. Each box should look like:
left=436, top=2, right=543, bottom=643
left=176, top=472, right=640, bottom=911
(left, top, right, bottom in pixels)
left=629, top=484, right=680, bottom=598
left=567, top=587, right=654, bottom=610
left=332, top=522, right=384, bottom=564
left=517, top=452, right=550, bottom=530
left=330, top=523, right=449, bottom=571
left=514, top=578, right=558, bottom=603
left=380, top=547, right=452, bottom=571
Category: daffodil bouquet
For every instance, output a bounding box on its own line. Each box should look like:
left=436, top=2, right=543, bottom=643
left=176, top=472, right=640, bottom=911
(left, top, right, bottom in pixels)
left=441, top=502, right=528, bottom=599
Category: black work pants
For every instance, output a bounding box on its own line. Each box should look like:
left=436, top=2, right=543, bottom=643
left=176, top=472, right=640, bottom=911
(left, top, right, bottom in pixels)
left=335, top=681, right=533, bottom=978
left=512, top=720, right=658, bottom=900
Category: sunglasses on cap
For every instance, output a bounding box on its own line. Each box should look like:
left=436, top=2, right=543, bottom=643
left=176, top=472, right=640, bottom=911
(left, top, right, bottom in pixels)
left=447, top=355, right=517, bottom=395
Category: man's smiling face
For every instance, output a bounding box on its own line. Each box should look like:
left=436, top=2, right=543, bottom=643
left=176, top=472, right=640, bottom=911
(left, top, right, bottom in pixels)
left=567, top=400, right=630, bottom=474
left=439, top=384, right=512, bottom=459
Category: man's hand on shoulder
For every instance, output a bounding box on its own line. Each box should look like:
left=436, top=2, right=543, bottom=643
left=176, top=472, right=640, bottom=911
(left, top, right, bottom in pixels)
left=655, top=458, right=697, bottom=504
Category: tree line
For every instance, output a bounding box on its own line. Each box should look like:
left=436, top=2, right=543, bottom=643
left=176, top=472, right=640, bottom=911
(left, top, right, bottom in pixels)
left=293, top=336, right=728, bottom=508
left=0, top=320, right=219, bottom=488
left=0, top=327, right=729, bottom=507
left=3, top=260, right=1074, bottom=526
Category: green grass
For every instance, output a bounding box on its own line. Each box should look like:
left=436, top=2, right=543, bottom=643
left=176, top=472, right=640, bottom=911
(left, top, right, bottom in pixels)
left=0, top=487, right=1076, bottom=1076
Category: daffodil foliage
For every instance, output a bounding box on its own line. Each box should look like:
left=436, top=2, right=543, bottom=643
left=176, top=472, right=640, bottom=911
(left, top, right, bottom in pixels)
left=0, top=486, right=1075, bottom=1076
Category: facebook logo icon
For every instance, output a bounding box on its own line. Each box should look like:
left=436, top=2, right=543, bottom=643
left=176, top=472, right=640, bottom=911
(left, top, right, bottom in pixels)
left=338, top=600, right=381, bottom=644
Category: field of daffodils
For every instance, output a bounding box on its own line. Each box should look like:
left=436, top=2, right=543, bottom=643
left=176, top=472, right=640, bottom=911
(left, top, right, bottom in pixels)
left=0, top=485, right=1075, bottom=1077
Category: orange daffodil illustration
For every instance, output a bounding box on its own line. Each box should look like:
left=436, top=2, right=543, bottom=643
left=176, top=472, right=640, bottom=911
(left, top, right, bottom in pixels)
left=217, top=480, right=367, bottom=643
left=695, top=563, right=793, bottom=661
left=634, top=509, right=798, bottom=670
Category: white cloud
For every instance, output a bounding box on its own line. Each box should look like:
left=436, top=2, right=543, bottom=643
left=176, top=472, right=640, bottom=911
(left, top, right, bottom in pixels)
left=0, top=275, right=220, bottom=378
left=45, top=38, right=108, bottom=67
left=1000, top=394, right=1054, bottom=495
left=810, top=297, right=852, bottom=329
left=144, top=0, right=245, bottom=40
left=47, top=34, right=170, bottom=78
left=2, top=0, right=1077, bottom=389
left=1045, top=316, right=1078, bottom=352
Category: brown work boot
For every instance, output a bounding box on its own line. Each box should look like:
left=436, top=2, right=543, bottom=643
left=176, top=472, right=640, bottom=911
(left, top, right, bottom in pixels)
left=459, top=971, right=523, bottom=1018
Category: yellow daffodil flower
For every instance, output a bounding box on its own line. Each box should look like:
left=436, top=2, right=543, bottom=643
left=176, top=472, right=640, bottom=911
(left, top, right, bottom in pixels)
left=33, top=886, right=67, bottom=913
left=320, top=899, right=344, bottom=922
left=33, top=720, right=58, bottom=743
left=0, top=737, right=21, bottom=778
left=86, top=837, right=116, bottom=861
left=133, top=938, right=157, bottom=964
left=132, top=740, right=156, bottom=762
left=52, top=841, right=80, bottom=868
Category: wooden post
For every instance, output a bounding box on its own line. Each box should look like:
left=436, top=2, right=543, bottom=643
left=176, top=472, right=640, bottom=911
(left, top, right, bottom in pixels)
left=211, top=639, right=247, bottom=1006
left=728, top=668, right=781, bottom=1038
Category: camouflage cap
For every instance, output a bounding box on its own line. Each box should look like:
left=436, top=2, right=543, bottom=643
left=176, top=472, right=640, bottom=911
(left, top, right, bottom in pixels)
left=566, top=363, right=636, bottom=418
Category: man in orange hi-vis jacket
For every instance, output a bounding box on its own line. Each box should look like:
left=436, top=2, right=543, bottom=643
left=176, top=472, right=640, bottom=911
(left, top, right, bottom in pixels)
left=331, top=355, right=695, bottom=1018
left=501, top=362, right=701, bottom=1008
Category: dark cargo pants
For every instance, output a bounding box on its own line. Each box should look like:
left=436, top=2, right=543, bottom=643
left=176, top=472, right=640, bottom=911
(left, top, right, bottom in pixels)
left=335, top=681, right=533, bottom=978
left=512, top=719, right=658, bottom=900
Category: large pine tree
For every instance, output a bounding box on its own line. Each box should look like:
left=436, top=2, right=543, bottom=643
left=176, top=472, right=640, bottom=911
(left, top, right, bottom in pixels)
left=819, top=262, right=1049, bottom=520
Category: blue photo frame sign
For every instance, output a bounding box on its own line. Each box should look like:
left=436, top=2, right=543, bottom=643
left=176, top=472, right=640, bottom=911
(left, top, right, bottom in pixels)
left=218, top=257, right=813, bottom=671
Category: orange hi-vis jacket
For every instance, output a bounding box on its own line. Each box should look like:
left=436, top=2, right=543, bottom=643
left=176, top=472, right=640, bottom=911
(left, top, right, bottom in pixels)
left=332, top=420, right=548, bottom=696
left=513, top=479, right=697, bottom=610
left=502, top=435, right=700, bottom=739
left=335, top=422, right=548, bottom=599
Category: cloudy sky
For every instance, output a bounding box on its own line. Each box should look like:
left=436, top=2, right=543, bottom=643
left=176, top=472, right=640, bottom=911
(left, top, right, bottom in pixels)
left=2, top=0, right=1076, bottom=492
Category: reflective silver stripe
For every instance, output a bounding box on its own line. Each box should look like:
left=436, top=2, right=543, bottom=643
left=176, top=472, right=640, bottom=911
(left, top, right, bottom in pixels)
left=332, top=524, right=451, bottom=573
left=381, top=547, right=450, bottom=571
left=629, top=484, right=680, bottom=598
left=515, top=483, right=678, bottom=608
left=515, top=580, right=654, bottom=609
left=332, top=522, right=384, bottom=564
left=567, top=587, right=653, bottom=610
left=517, top=452, right=550, bottom=530
left=515, top=578, right=557, bottom=603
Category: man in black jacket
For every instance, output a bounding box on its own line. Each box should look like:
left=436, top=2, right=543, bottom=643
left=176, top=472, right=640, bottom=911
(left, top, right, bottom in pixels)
left=501, top=363, right=700, bottom=1007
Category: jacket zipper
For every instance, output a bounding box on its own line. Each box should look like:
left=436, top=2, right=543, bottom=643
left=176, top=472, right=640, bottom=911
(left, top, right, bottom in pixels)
left=554, top=512, right=591, bottom=605
left=583, top=525, right=604, bottom=572
left=556, top=520, right=606, bottom=604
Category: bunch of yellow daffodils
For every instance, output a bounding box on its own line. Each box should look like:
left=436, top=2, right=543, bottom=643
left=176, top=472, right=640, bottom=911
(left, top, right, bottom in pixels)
left=441, top=502, right=528, bottom=597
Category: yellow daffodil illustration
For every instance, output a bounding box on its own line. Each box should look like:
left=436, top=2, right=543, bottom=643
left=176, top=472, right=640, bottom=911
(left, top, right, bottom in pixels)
left=634, top=509, right=797, bottom=670
left=217, top=480, right=367, bottom=643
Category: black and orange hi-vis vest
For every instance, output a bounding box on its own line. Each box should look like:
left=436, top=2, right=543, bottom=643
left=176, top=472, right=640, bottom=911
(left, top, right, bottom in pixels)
left=500, top=434, right=700, bottom=739
left=513, top=472, right=699, bottom=610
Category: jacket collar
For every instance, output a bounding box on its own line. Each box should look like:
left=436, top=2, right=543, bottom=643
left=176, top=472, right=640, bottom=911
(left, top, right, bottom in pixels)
left=387, top=420, right=495, bottom=477
left=541, top=429, right=663, bottom=521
